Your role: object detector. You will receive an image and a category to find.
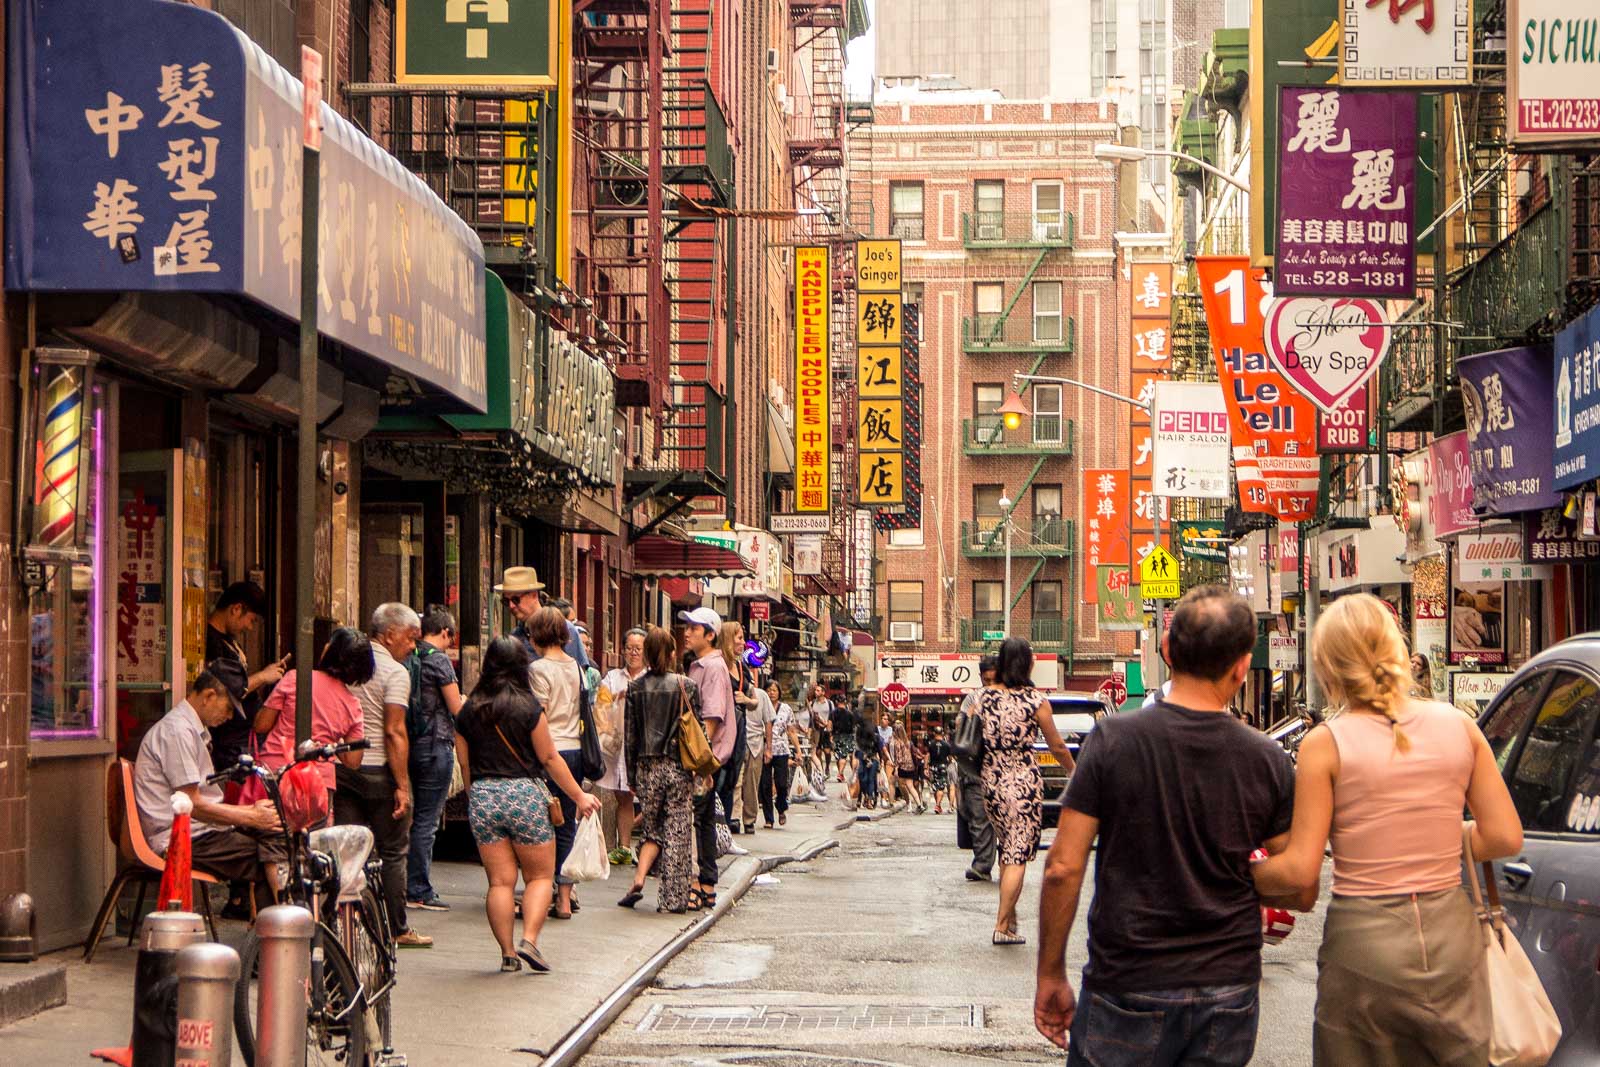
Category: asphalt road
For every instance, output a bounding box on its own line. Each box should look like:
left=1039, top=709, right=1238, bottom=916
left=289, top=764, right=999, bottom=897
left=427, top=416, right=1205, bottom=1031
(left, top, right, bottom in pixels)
left=585, top=804, right=1329, bottom=1066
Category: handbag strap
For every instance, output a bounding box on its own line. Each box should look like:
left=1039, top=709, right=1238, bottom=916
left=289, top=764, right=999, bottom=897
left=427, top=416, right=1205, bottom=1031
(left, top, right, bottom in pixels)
left=493, top=721, right=536, bottom=776
left=1462, top=822, right=1506, bottom=921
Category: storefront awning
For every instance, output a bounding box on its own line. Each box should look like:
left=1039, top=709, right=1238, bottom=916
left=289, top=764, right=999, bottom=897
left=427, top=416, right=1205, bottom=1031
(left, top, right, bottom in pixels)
left=632, top=534, right=752, bottom=578
left=6, top=0, right=487, bottom=413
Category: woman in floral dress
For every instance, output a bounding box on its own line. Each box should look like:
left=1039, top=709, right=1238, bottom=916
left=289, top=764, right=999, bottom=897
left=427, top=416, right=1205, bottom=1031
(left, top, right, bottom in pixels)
left=978, top=637, right=1074, bottom=946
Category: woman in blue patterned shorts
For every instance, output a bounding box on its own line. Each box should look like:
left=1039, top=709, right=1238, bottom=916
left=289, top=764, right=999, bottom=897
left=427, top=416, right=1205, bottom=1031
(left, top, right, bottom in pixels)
left=455, top=638, right=600, bottom=973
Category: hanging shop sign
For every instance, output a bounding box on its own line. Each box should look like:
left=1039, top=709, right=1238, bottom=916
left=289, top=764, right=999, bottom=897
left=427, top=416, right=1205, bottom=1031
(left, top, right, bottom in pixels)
left=1508, top=0, right=1600, bottom=148
left=1554, top=300, right=1600, bottom=490
left=793, top=246, right=831, bottom=513
left=857, top=238, right=907, bottom=511
left=1456, top=530, right=1552, bottom=582
left=1082, top=469, right=1131, bottom=606
left=396, top=0, right=558, bottom=87
left=1265, top=297, right=1391, bottom=412
left=1452, top=671, right=1513, bottom=715
left=771, top=513, right=832, bottom=535
left=1196, top=257, right=1320, bottom=521
left=1340, top=0, right=1472, bottom=86
left=1174, top=521, right=1229, bottom=563
left=1268, top=633, right=1300, bottom=672
left=857, top=452, right=905, bottom=507
left=875, top=655, right=1059, bottom=695
left=1427, top=430, right=1477, bottom=537
left=1317, top=382, right=1372, bottom=453
left=1458, top=345, right=1562, bottom=515
left=792, top=534, right=823, bottom=576
left=1449, top=568, right=1505, bottom=666
left=5, top=0, right=490, bottom=412
left=1275, top=87, right=1417, bottom=299
left=1129, top=261, right=1172, bottom=569
left=1524, top=507, right=1600, bottom=563
left=1130, top=262, right=1174, bottom=320
left=1151, top=381, right=1231, bottom=499
left=1097, top=566, right=1143, bottom=631
left=856, top=239, right=903, bottom=293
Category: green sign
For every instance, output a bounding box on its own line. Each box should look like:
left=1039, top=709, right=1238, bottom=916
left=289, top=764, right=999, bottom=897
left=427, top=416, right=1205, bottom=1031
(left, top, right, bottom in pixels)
left=982, top=630, right=1005, bottom=641
left=397, top=0, right=557, bottom=87
left=1173, top=521, right=1229, bottom=563
left=1096, top=566, right=1142, bottom=632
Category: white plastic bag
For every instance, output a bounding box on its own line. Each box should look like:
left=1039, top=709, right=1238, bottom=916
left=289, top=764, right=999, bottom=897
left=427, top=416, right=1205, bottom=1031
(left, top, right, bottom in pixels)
left=562, top=814, right=611, bottom=882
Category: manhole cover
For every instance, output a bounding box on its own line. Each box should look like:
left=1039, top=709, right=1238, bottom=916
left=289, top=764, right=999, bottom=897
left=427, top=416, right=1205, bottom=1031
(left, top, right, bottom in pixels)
left=637, top=1003, right=983, bottom=1033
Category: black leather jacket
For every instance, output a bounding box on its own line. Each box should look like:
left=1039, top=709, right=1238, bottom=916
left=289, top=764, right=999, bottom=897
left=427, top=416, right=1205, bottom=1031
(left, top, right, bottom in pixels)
left=625, top=671, right=701, bottom=783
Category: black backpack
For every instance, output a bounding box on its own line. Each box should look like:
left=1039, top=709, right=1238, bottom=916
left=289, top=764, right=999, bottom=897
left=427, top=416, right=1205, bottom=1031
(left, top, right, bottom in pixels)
left=404, top=645, right=439, bottom=740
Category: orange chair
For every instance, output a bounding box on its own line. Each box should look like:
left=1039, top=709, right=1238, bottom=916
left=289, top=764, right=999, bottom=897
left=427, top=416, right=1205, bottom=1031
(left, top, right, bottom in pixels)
left=83, top=759, right=220, bottom=961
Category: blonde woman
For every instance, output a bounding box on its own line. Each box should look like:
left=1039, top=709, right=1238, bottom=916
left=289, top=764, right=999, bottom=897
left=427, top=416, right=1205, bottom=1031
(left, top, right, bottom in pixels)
left=1252, top=593, right=1522, bottom=1065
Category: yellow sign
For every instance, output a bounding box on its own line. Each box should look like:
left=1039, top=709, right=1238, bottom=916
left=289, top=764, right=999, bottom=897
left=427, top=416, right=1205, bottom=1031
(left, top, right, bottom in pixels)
left=856, top=239, right=903, bottom=293
left=858, top=346, right=902, bottom=399
left=857, top=399, right=904, bottom=453
left=1139, top=546, right=1181, bottom=600
left=794, top=247, right=831, bottom=513
left=858, top=452, right=905, bottom=506
left=856, top=292, right=903, bottom=347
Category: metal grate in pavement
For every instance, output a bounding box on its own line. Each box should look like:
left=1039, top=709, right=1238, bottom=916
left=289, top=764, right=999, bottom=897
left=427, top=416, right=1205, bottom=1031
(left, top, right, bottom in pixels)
left=637, top=1003, right=984, bottom=1033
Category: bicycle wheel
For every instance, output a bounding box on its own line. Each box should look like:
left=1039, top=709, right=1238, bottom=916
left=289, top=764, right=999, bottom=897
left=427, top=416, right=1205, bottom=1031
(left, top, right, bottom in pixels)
left=234, top=923, right=368, bottom=1066
left=343, top=889, right=394, bottom=1056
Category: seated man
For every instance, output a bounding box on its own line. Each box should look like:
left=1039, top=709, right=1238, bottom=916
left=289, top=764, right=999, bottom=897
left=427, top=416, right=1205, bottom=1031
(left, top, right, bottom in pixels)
left=133, top=661, right=286, bottom=899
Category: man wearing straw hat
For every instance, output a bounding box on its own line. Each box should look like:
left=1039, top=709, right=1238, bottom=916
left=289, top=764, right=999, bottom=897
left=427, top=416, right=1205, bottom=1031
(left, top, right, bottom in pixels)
left=497, top=566, right=591, bottom=671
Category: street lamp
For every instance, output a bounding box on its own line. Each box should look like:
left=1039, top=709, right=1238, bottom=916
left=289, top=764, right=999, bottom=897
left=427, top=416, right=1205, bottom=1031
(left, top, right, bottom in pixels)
left=1091, top=142, right=1250, bottom=193
left=996, top=391, right=1030, bottom=432
left=998, top=494, right=1014, bottom=640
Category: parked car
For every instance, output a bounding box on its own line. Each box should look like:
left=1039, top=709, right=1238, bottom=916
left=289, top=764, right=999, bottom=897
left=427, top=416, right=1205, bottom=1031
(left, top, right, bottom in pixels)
left=1476, top=634, right=1600, bottom=1065
left=1037, top=693, right=1107, bottom=826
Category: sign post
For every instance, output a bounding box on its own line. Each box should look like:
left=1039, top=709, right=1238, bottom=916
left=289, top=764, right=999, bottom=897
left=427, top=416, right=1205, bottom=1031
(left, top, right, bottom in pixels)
left=1140, top=545, right=1180, bottom=689
left=295, top=47, right=322, bottom=746
left=880, top=682, right=910, bottom=714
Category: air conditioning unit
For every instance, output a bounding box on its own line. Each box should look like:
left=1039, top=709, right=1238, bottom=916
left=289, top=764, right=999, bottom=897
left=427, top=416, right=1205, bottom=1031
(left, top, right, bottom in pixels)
left=576, top=62, right=626, bottom=116
left=888, top=621, right=922, bottom=643
left=766, top=47, right=781, bottom=72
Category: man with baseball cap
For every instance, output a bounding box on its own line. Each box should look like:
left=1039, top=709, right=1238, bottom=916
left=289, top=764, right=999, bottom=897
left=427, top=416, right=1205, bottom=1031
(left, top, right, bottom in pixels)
left=133, top=660, right=287, bottom=898
left=680, top=606, right=734, bottom=907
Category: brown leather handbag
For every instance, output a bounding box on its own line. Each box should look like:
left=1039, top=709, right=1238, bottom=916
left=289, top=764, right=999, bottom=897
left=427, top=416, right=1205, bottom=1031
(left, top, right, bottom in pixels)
left=676, top=676, right=720, bottom=777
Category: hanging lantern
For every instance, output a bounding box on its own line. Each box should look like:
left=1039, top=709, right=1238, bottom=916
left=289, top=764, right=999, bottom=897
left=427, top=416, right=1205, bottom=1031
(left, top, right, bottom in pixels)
left=22, top=348, right=97, bottom=563
left=996, top=390, right=1029, bottom=432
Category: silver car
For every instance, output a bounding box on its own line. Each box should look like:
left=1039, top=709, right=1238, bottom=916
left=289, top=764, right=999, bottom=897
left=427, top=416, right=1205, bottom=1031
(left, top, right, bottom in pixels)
left=1037, top=694, right=1107, bottom=825
left=1477, top=635, right=1600, bottom=1065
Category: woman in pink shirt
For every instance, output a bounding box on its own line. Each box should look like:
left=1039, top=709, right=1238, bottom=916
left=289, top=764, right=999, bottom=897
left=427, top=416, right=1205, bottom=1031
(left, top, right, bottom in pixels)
left=1253, top=594, right=1521, bottom=1064
left=254, top=627, right=374, bottom=792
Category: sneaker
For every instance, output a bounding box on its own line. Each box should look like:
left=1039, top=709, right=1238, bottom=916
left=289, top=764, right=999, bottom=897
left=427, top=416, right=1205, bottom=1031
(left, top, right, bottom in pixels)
left=619, top=846, right=636, bottom=866
left=965, top=867, right=992, bottom=882
left=395, top=929, right=434, bottom=948
left=725, top=842, right=750, bottom=856
left=729, top=819, right=743, bottom=834
left=407, top=895, right=450, bottom=912
left=608, top=847, right=630, bottom=867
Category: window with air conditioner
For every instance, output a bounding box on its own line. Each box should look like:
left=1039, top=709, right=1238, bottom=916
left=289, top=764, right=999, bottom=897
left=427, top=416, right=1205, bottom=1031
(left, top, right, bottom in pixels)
left=974, top=383, right=1004, bottom=445
left=974, top=180, right=1004, bottom=240
left=887, top=581, right=924, bottom=642
left=1033, top=281, right=1063, bottom=343
left=890, top=182, right=925, bottom=240
left=974, top=484, right=1005, bottom=544
left=1033, top=181, right=1065, bottom=241
left=1032, top=383, right=1063, bottom=444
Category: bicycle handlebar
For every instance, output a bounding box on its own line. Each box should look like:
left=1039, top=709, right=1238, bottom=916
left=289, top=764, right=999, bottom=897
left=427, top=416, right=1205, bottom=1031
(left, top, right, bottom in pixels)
left=205, top=738, right=370, bottom=786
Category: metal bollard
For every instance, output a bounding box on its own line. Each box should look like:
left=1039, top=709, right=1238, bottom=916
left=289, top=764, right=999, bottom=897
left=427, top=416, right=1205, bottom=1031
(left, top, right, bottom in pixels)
left=131, top=910, right=208, bottom=1067
left=254, top=905, right=314, bottom=1067
left=173, top=942, right=240, bottom=1067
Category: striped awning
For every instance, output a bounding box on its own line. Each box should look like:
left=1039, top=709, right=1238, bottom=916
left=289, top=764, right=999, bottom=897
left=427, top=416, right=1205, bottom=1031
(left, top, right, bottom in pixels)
left=632, top=533, right=752, bottom=578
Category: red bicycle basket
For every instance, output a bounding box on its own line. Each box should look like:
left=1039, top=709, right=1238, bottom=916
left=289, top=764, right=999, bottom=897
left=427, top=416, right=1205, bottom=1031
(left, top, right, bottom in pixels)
left=279, top=763, right=330, bottom=832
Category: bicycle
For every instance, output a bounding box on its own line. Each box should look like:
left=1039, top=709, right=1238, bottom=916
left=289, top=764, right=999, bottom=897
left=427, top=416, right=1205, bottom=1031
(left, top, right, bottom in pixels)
left=207, top=740, right=400, bottom=1066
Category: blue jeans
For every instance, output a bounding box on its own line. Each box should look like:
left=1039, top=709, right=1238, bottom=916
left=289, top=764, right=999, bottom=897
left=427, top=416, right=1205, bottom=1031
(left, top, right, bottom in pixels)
left=406, top=739, right=455, bottom=902
left=1066, top=983, right=1259, bottom=1067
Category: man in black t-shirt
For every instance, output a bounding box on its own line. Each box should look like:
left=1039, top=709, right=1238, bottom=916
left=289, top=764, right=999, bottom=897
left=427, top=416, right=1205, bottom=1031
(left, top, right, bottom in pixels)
left=1034, top=586, right=1314, bottom=1066
left=204, top=581, right=285, bottom=771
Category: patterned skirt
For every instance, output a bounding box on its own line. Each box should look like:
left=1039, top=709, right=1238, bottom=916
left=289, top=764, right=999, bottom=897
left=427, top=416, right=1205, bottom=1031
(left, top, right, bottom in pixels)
left=633, top=757, right=695, bottom=912
left=979, top=751, right=1043, bottom=866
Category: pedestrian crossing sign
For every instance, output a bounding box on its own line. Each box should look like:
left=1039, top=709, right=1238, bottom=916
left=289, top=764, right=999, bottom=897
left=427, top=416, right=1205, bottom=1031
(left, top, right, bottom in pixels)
left=1139, top=546, right=1181, bottom=600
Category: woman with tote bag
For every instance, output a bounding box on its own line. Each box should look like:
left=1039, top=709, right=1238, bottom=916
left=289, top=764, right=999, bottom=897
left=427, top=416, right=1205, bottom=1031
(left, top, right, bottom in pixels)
left=1252, top=594, right=1529, bottom=1065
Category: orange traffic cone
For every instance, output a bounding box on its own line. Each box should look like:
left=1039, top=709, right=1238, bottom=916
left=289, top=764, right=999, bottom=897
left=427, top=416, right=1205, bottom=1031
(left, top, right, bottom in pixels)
left=156, top=792, right=194, bottom=912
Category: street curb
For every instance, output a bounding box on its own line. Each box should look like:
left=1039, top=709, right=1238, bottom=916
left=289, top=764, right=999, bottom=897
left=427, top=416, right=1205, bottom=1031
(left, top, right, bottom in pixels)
left=830, top=800, right=906, bottom=832
left=538, top=836, right=840, bottom=1067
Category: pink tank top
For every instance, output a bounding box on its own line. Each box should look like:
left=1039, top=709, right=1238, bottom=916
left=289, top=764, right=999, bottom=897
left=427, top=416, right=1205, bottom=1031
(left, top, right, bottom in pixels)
left=1325, top=700, right=1474, bottom=897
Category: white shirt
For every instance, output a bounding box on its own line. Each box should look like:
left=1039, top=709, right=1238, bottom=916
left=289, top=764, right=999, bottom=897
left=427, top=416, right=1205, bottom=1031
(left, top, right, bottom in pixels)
left=809, top=698, right=832, bottom=727
left=793, top=703, right=812, bottom=732
left=532, top=655, right=584, bottom=750
left=354, top=643, right=412, bottom=768
left=771, top=703, right=794, bottom=759
left=746, top=690, right=776, bottom=758
left=134, top=699, right=223, bottom=853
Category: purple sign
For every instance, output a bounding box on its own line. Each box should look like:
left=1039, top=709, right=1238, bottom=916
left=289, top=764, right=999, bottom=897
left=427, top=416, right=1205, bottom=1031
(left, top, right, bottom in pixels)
left=1523, top=508, right=1600, bottom=564
left=1275, top=87, right=1417, bottom=299
left=1427, top=430, right=1476, bottom=537
left=1458, top=345, right=1562, bottom=517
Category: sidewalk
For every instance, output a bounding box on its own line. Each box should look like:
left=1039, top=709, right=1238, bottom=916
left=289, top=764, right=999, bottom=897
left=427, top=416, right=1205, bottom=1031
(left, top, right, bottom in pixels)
left=0, top=781, right=865, bottom=1065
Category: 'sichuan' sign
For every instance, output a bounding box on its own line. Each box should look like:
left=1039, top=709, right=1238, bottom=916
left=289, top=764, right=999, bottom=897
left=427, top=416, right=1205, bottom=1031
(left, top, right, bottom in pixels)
left=1509, top=1, right=1600, bottom=147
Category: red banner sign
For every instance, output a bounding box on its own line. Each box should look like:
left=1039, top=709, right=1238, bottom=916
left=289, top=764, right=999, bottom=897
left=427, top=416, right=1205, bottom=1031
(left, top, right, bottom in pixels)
left=1083, top=468, right=1130, bottom=606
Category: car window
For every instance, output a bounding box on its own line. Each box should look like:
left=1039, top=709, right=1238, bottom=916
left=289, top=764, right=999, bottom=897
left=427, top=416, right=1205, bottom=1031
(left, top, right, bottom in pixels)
left=1507, top=670, right=1600, bottom=833
left=1561, top=728, right=1600, bottom=833
left=1481, top=673, right=1550, bottom=770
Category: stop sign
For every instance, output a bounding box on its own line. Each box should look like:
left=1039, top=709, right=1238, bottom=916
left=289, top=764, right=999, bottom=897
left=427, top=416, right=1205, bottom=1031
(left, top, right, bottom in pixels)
left=880, top=682, right=910, bottom=713
left=1097, top=675, right=1127, bottom=709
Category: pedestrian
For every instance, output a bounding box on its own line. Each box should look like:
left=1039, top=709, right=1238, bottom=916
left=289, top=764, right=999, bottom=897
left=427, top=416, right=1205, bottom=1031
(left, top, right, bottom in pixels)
left=807, top=684, right=834, bottom=778
left=254, top=627, right=374, bottom=804
left=1034, top=585, right=1311, bottom=1063
left=977, top=638, right=1072, bottom=944
left=547, top=595, right=593, bottom=674
left=454, top=637, right=601, bottom=973
left=760, top=681, right=796, bottom=828
left=405, top=608, right=465, bottom=912
left=955, top=657, right=998, bottom=881
left=891, top=722, right=926, bottom=812
left=831, top=693, right=858, bottom=784
left=526, top=605, right=585, bottom=921
left=740, top=669, right=776, bottom=835
left=336, top=603, right=431, bottom=947
left=596, top=627, right=647, bottom=866
left=1251, top=593, right=1522, bottom=1064
left=498, top=565, right=547, bottom=650
left=1408, top=650, right=1433, bottom=699
left=876, top=713, right=896, bottom=808
left=204, top=580, right=286, bottom=776
left=681, top=607, right=735, bottom=910
left=851, top=708, right=881, bottom=810
left=617, top=626, right=700, bottom=913
left=926, top=724, right=952, bottom=815
left=719, top=620, right=755, bottom=839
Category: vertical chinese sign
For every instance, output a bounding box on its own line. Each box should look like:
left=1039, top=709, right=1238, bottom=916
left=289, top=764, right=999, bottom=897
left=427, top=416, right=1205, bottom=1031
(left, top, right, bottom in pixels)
left=794, top=246, right=831, bottom=513
left=1084, top=468, right=1131, bottom=613
left=857, top=239, right=905, bottom=507
left=1129, top=261, right=1172, bottom=575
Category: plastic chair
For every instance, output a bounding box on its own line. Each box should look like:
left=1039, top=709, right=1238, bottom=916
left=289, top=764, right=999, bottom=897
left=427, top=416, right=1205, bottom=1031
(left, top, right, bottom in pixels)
left=82, top=759, right=220, bottom=961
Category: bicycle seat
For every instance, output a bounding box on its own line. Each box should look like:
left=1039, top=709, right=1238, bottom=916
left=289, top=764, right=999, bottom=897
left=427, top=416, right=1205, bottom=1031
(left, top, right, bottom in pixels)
left=309, top=825, right=374, bottom=903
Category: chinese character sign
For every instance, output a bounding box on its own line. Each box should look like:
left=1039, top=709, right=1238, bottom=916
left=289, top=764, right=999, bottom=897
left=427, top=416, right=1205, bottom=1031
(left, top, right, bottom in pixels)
left=1341, top=0, right=1472, bottom=86
left=1097, top=566, right=1142, bottom=631
left=1554, top=301, right=1600, bottom=490
left=857, top=452, right=905, bottom=506
left=794, top=247, right=831, bottom=512
left=1458, top=345, right=1561, bottom=514
left=1510, top=0, right=1600, bottom=146
left=1151, top=382, right=1231, bottom=499
left=1082, top=469, right=1131, bottom=606
left=1275, top=87, right=1418, bottom=299
left=397, top=0, right=558, bottom=87
left=1130, top=263, right=1173, bottom=320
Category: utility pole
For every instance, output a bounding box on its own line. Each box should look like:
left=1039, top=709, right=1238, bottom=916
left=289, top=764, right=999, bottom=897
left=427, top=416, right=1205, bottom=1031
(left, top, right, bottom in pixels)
left=294, top=48, right=323, bottom=745
left=1001, top=499, right=1014, bottom=639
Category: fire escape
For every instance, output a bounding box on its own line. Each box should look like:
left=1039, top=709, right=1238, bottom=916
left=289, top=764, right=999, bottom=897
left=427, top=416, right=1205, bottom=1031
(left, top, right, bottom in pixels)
left=576, top=0, right=733, bottom=530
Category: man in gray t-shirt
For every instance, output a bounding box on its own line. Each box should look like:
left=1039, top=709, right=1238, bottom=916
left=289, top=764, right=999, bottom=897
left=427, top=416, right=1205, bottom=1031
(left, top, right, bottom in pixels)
left=954, top=658, right=998, bottom=881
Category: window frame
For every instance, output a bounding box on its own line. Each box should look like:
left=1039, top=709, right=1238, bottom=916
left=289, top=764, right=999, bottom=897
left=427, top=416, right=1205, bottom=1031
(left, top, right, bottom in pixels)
left=1032, top=383, right=1063, bottom=443
left=974, top=180, right=1005, bottom=238
left=890, top=181, right=925, bottom=241
left=1501, top=667, right=1600, bottom=834
left=1033, top=181, right=1065, bottom=240
left=887, top=580, right=924, bottom=626
left=1033, top=280, right=1063, bottom=342
left=1032, top=580, right=1063, bottom=616
left=972, top=580, right=1004, bottom=618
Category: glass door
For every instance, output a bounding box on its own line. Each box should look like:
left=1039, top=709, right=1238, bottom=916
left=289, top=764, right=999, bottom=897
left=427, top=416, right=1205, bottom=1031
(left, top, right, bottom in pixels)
left=115, top=450, right=183, bottom=761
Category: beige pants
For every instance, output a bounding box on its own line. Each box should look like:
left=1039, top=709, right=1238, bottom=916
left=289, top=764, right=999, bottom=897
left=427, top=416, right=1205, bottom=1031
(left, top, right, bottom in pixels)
left=739, top=755, right=762, bottom=826
left=1315, top=887, right=1490, bottom=1067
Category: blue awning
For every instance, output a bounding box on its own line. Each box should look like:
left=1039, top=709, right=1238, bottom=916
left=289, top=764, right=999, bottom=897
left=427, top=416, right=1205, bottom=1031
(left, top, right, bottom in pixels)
left=5, top=0, right=487, bottom=413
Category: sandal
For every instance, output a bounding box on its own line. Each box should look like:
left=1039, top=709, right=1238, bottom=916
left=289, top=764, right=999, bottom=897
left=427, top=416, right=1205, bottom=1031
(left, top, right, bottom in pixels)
left=547, top=904, right=573, bottom=920
left=617, top=887, right=645, bottom=909
left=992, top=931, right=1027, bottom=946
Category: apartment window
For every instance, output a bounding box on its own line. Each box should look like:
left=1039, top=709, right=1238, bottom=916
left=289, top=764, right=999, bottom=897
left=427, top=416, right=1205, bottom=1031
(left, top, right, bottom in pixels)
left=1033, top=281, right=1063, bottom=342
left=1140, top=0, right=1170, bottom=184
left=974, top=383, right=1005, bottom=445
left=1033, top=181, right=1065, bottom=241
left=888, top=581, right=924, bottom=630
left=888, top=527, right=925, bottom=547
left=890, top=182, right=925, bottom=240
left=1032, top=580, right=1062, bottom=615
left=1035, top=484, right=1064, bottom=544
left=216, top=0, right=299, bottom=71
left=1032, top=385, right=1063, bottom=444
left=974, top=281, right=1004, bottom=337
left=348, top=0, right=372, bottom=130
left=973, top=581, right=1004, bottom=621
left=1090, top=0, right=1119, bottom=96
left=974, top=180, right=1005, bottom=238
left=904, top=281, right=925, bottom=340
left=974, top=484, right=1006, bottom=541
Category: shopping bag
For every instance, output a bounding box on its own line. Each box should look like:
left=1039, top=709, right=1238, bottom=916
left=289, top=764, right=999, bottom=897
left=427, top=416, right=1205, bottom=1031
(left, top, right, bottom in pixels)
left=713, top=795, right=735, bottom=857
left=561, top=814, right=611, bottom=883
